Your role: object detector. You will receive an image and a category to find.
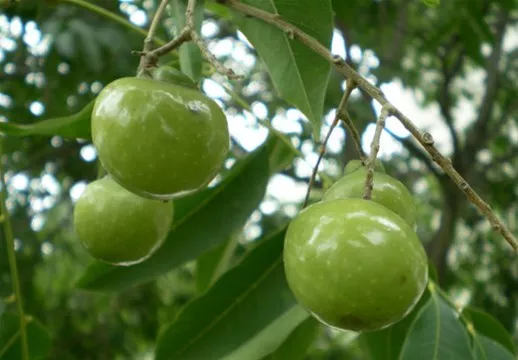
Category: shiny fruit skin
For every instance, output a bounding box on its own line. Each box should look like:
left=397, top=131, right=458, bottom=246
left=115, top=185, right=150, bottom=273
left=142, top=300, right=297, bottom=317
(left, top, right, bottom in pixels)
left=73, top=176, right=174, bottom=266
left=283, top=199, right=428, bottom=332
left=344, top=159, right=386, bottom=175
left=92, top=77, right=229, bottom=200
left=322, top=169, right=416, bottom=228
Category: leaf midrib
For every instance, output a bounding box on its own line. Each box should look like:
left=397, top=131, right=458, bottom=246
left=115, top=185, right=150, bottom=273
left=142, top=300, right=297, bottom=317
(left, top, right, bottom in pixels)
left=174, top=256, right=283, bottom=357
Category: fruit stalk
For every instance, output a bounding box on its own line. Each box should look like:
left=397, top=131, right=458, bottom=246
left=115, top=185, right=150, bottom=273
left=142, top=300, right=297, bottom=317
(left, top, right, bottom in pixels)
left=363, top=105, right=391, bottom=200
left=338, top=110, right=365, bottom=162
left=0, top=141, right=29, bottom=360
left=303, top=80, right=356, bottom=207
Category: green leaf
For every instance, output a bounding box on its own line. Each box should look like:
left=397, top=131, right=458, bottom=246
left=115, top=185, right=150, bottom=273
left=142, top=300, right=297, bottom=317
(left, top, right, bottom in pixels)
left=155, top=228, right=309, bottom=360
left=0, top=313, right=51, bottom=360
left=196, top=240, right=228, bottom=294
left=473, top=334, right=515, bottom=360
left=76, top=141, right=271, bottom=292
left=359, top=286, right=431, bottom=360
left=231, top=0, right=333, bottom=141
left=262, top=317, right=321, bottom=360
left=0, top=100, right=93, bottom=140
left=169, top=0, right=205, bottom=82
left=399, top=288, right=474, bottom=360
left=462, top=307, right=516, bottom=355
left=422, top=0, right=440, bottom=7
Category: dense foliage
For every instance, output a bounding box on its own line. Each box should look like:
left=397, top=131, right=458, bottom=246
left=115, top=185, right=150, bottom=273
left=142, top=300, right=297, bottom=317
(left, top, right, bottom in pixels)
left=1, top=0, right=518, bottom=359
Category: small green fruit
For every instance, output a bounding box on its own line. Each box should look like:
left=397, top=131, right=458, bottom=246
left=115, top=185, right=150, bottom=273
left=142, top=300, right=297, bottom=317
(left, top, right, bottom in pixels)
left=73, top=176, right=174, bottom=266
left=344, top=159, right=386, bottom=175
left=92, top=77, right=229, bottom=200
left=323, top=169, right=416, bottom=227
left=283, top=199, right=428, bottom=332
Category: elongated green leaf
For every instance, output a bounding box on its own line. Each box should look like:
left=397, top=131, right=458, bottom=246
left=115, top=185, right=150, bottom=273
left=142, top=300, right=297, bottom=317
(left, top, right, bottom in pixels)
left=155, top=228, right=308, bottom=360
left=399, top=289, right=474, bottom=360
left=196, top=240, right=228, bottom=293
left=169, top=0, right=205, bottom=82
left=231, top=0, right=333, bottom=140
left=76, top=141, right=270, bottom=292
left=0, top=100, right=93, bottom=139
left=262, top=317, right=321, bottom=360
left=473, top=334, right=515, bottom=360
left=0, top=313, right=51, bottom=360
left=462, top=307, right=516, bottom=355
left=359, top=287, right=431, bottom=360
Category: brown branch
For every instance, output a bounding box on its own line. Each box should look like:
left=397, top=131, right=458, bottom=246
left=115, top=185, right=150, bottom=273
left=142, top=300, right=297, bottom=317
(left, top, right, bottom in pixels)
left=303, top=81, right=357, bottom=207
left=363, top=105, right=391, bottom=200
left=463, top=10, right=508, bottom=163
left=385, top=128, right=442, bottom=178
left=221, top=0, right=518, bottom=252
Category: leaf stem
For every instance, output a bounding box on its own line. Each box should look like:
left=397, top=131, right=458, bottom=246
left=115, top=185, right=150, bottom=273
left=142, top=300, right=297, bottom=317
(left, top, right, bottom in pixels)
left=219, top=0, right=518, bottom=252
left=0, top=141, right=29, bottom=360
left=363, top=105, right=392, bottom=200
left=61, top=0, right=166, bottom=46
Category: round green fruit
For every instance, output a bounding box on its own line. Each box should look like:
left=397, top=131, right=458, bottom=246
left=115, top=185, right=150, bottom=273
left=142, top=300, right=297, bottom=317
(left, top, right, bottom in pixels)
left=91, top=77, right=229, bottom=200
left=322, top=169, right=416, bottom=227
left=283, top=199, right=428, bottom=332
left=344, top=159, right=386, bottom=175
left=73, top=176, right=174, bottom=266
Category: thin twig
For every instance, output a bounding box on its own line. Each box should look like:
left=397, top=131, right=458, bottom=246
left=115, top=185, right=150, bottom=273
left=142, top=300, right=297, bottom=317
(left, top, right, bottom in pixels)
left=363, top=105, right=392, bottom=200
left=339, top=111, right=365, bottom=162
left=220, top=0, right=518, bottom=251
left=138, top=0, right=171, bottom=75
left=138, top=0, right=241, bottom=80
left=148, top=28, right=192, bottom=58
left=191, top=31, right=243, bottom=80
left=303, top=82, right=356, bottom=207
left=0, top=140, right=29, bottom=360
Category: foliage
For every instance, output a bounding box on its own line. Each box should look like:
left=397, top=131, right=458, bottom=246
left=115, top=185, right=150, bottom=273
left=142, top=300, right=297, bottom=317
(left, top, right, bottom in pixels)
left=1, top=0, right=518, bottom=359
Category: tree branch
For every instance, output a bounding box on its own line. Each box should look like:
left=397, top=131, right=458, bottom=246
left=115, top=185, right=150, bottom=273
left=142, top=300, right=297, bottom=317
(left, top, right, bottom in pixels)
left=463, top=10, right=508, bottom=162
left=219, top=0, right=518, bottom=251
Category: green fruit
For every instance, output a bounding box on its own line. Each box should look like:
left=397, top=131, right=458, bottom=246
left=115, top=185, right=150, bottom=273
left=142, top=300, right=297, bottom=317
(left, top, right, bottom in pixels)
left=152, top=66, right=198, bottom=89
left=344, top=159, right=386, bottom=175
left=73, top=176, right=174, bottom=265
left=323, top=169, right=416, bottom=227
left=283, top=199, right=428, bottom=332
left=92, top=77, right=229, bottom=200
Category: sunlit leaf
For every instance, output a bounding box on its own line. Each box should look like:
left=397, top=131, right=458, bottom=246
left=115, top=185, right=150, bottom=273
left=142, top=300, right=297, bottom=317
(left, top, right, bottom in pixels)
left=0, top=100, right=93, bottom=140
left=156, top=228, right=310, bottom=360
left=231, top=0, right=333, bottom=140
left=399, top=287, right=474, bottom=360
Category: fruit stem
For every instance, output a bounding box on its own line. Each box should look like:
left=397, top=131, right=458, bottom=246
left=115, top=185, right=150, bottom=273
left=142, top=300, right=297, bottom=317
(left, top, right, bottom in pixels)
left=303, top=80, right=356, bottom=208
left=0, top=140, right=30, bottom=360
left=362, top=105, right=391, bottom=200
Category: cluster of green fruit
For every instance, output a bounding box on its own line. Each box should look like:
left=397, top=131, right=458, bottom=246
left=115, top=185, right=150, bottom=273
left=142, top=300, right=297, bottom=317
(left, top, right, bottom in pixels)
left=73, top=67, right=230, bottom=265
left=283, top=160, right=429, bottom=332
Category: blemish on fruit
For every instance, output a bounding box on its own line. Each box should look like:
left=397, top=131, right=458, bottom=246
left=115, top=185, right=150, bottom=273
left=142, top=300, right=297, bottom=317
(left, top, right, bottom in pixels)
left=400, top=275, right=407, bottom=284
